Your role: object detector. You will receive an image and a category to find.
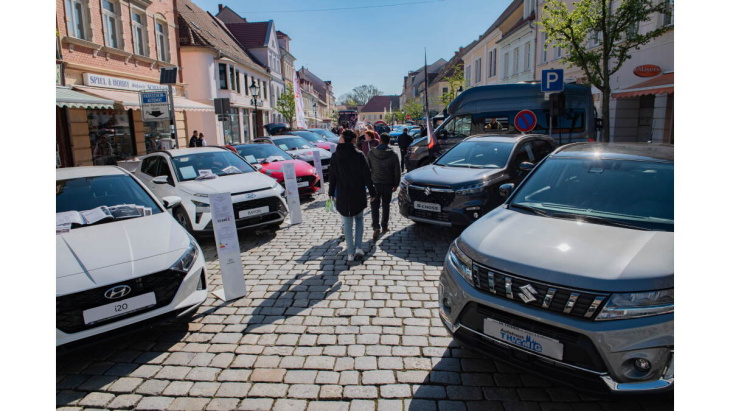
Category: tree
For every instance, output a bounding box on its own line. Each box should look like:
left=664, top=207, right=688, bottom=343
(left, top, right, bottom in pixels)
left=402, top=99, right=424, bottom=122
left=540, top=0, right=671, bottom=142
left=439, top=64, right=465, bottom=107
left=337, top=84, right=384, bottom=105
left=276, top=83, right=297, bottom=128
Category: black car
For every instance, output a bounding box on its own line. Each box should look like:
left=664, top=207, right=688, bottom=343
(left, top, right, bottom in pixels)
left=398, top=134, right=556, bottom=226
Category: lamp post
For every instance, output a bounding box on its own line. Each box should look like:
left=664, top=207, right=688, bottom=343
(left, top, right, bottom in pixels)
left=249, top=80, right=259, bottom=139
left=313, top=102, right=318, bottom=128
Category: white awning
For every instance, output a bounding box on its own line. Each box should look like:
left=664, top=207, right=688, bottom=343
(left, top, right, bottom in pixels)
left=56, top=86, right=115, bottom=109
left=73, top=86, right=214, bottom=111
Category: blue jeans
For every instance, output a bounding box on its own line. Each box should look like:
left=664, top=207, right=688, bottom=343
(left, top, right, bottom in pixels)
left=341, top=211, right=364, bottom=255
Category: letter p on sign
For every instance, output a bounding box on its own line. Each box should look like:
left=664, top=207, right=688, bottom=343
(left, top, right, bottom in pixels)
left=541, top=69, right=564, bottom=93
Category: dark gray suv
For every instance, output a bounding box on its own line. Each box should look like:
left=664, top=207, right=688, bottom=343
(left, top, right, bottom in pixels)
left=439, top=143, right=674, bottom=395
left=398, top=134, right=556, bottom=226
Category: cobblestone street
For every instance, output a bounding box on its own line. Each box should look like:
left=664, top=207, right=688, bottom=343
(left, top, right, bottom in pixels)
left=57, top=188, right=673, bottom=411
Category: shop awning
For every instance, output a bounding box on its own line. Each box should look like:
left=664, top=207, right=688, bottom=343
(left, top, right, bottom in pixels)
left=56, top=86, right=115, bottom=109
left=73, top=86, right=214, bottom=111
left=613, top=73, right=674, bottom=99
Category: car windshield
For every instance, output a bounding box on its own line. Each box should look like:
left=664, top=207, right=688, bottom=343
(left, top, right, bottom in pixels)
left=56, top=174, right=163, bottom=229
left=274, top=137, right=313, bottom=150
left=510, top=157, right=674, bottom=231
left=291, top=131, right=325, bottom=143
left=435, top=141, right=514, bottom=169
left=310, top=129, right=340, bottom=141
left=171, top=151, right=255, bottom=181
left=235, top=144, right=293, bottom=164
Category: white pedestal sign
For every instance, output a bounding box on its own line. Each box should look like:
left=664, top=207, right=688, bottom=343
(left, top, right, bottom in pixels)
left=209, top=192, right=247, bottom=301
left=312, top=150, right=324, bottom=191
left=282, top=162, right=302, bottom=225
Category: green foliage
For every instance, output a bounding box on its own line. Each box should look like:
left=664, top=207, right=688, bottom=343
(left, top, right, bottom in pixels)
left=439, top=65, right=465, bottom=107
left=276, top=83, right=297, bottom=127
left=402, top=99, right=424, bottom=122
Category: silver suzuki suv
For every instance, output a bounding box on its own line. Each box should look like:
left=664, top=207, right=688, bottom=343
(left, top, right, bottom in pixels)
left=439, top=143, right=673, bottom=395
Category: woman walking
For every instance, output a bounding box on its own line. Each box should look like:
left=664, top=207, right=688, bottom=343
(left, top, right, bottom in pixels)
left=328, top=130, right=376, bottom=262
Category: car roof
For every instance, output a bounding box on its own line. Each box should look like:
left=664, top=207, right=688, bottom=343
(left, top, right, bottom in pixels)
left=553, top=142, right=674, bottom=162
left=234, top=143, right=275, bottom=149
left=56, top=166, right=128, bottom=180
left=157, top=147, right=228, bottom=157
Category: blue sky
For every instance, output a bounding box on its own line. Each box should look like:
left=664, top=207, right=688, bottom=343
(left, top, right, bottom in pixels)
left=196, top=0, right=513, bottom=99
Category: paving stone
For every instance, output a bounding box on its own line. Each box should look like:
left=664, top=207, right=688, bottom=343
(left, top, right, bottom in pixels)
left=168, top=397, right=210, bottom=410
left=189, top=381, right=220, bottom=397
left=319, top=384, right=343, bottom=399
left=306, top=401, right=350, bottom=411
left=248, top=383, right=289, bottom=398
left=163, top=381, right=194, bottom=396
left=215, top=382, right=251, bottom=397
left=78, top=392, right=115, bottom=407
left=438, top=401, right=468, bottom=411
left=108, top=377, right=144, bottom=393
left=344, top=385, right=378, bottom=399
left=107, top=393, right=142, bottom=409
left=413, top=385, right=447, bottom=399
left=362, top=370, right=396, bottom=385
left=287, top=384, right=320, bottom=399
left=350, top=399, right=377, bottom=411
left=250, top=368, right=287, bottom=382
left=136, top=396, right=175, bottom=410
left=273, top=398, right=309, bottom=411
left=205, top=398, right=240, bottom=410
left=380, top=384, right=412, bottom=398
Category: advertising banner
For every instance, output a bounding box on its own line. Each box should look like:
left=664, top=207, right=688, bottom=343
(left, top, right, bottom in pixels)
left=282, top=163, right=303, bottom=224
left=293, top=76, right=307, bottom=129
left=209, top=192, right=247, bottom=301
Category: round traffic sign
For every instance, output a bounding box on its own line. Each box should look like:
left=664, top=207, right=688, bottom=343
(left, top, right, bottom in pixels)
left=514, top=110, right=538, bottom=133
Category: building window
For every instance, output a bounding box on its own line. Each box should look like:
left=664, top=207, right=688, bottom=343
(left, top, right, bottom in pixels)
left=88, top=109, right=134, bottom=165
left=474, top=58, right=482, bottom=83
left=587, top=30, right=601, bottom=48
left=524, top=0, right=536, bottom=17
left=488, top=48, right=497, bottom=78
left=442, top=87, right=448, bottom=94
left=541, top=32, right=548, bottom=63
left=223, top=108, right=241, bottom=145
left=236, top=70, right=241, bottom=94
left=219, top=63, right=228, bottom=89
left=229, top=66, right=236, bottom=92
left=155, top=21, right=170, bottom=62
left=244, top=74, right=249, bottom=95
left=553, top=46, right=562, bottom=60
left=525, top=43, right=531, bottom=71
left=101, top=1, right=122, bottom=49
left=263, top=81, right=268, bottom=99
left=663, top=0, right=674, bottom=26
left=502, top=53, right=509, bottom=78
left=513, top=47, right=519, bottom=75
left=131, top=11, right=148, bottom=56
left=465, top=64, right=471, bottom=86
left=65, top=0, right=90, bottom=41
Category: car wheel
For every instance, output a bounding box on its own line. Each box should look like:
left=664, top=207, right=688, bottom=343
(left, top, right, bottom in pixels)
left=173, top=207, right=192, bottom=232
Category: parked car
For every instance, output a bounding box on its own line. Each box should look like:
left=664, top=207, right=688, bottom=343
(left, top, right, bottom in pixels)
left=268, top=135, right=332, bottom=177
left=56, top=166, right=208, bottom=349
left=135, top=147, right=288, bottom=234
left=439, top=143, right=674, bottom=395
left=399, top=134, right=556, bottom=226
left=308, top=128, right=340, bottom=143
left=390, top=126, right=420, bottom=145
left=233, top=143, right=321, bottom=197
left=288, top=130, right=337, bottom=152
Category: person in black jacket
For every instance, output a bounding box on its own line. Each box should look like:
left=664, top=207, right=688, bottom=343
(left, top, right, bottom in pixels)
left=397, top=128, right=413, bottom=172
left=328, top=130, right=376, bottom=262
left=366, top=133, right=400, bottom=240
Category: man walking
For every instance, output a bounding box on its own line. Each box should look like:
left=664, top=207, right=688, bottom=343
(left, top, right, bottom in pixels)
left=397, top=127, right=413, bottom=172
left=367, top=133, right=400, bottom=240
left=189, top=130, right=200, bottom=147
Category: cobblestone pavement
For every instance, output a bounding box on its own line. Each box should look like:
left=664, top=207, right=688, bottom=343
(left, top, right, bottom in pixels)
left=57, top=185, right=673, bottom=410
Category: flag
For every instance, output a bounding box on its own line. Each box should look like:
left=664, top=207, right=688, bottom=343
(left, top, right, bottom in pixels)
left=293, top=75, right=307, bottom=129
left=424, top=49, right=435, bottom=149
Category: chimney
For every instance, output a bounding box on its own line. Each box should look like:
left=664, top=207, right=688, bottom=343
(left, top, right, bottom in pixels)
left=218, top=4, right=224, bottom=12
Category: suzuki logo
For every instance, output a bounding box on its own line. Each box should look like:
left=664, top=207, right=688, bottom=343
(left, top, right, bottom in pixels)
left=517, top=284, right=538, bottom=303
left=245, top=193, right=256, bottom=199
left=424, top=187, right=432, bottom=196
left=104, top=285, right=132, bottom=300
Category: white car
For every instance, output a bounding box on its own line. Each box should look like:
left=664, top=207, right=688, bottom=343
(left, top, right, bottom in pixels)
left=56, top=166, right=207, bottom=349
left=135, top=147, right=288, bottom=234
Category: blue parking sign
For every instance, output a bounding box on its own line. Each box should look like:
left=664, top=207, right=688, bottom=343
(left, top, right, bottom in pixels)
left=541, top=69, right=564, bottom=93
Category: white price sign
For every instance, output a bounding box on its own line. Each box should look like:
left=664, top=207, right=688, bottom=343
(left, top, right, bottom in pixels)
left=312, top=150, right=324, bottom=190
left=140, top=91, right=170, bottom=121
left=282, top=162, right=302, bottom=225
left=209, top=192, right=247, bottom=301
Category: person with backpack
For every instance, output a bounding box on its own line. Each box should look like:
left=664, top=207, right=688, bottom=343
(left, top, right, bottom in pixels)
left=366, top=133, right=400, bottom=240
left=328, top=130, right=376, bottom=262
left=397, top=128, right=413, bottom=172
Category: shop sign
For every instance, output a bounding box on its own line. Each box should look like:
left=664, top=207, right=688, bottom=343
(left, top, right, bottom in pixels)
left=140, top=91, right=170, bottom=121
left=83, top=73, right=167, bottom=92
left=633, top=65, right=662, bottom=78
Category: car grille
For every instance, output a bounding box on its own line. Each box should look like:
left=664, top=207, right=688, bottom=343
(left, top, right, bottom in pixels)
left=297, top=175, right=316, bottom=186
left=408, top=185, right=455, bottom=207
left=472, top=263, right=609, bottom=320
left=458, top=302, right=607, bottom=372
left=56, top=270, right=185, bottom=334
left=232, top=196, right=284, bottom=216
left=410, top=207, right=451, bottom=222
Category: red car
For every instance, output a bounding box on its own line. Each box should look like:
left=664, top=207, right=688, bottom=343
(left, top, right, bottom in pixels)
left=233, top=143, right=321, bottom=196
left=289, top=130, right=337, bottom=152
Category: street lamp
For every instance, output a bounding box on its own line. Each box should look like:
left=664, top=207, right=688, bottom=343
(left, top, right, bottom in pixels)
left=249, top=80, right=259, bottom=139
left=313, top=102, right=318, bottom=128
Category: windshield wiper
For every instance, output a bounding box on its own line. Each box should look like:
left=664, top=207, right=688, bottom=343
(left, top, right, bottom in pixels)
left=510, top=203, right=550, bottom=216
left=564, top=214, right=651, bottom=231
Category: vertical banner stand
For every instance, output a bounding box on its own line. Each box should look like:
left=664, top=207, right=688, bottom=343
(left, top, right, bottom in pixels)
left=283, top=162, right=303, bottom=225
left=209, top=192, right=247, bottom=301
left=312, top=150, right=325, bottom=191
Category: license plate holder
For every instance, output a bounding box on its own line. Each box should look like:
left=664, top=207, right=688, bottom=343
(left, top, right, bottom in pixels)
left=483, top=318, right=564, bottom=360
left=239, top=206, right=269, bottom=218
left=297, top=181, right=309, bottom=188
left=83, top=292, right=157, bottom=325
left=414, top=201, right=441, bottom=213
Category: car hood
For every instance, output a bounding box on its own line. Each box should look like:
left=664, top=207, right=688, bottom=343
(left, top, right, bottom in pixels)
left=179, top=172, right=275, bottom=195
left=459, top=207, right=674, bottom=292
left=56, top=213, right=191, bottom=293
left=260, top=160, right=315, bottom=177
left=315, top=142, right=336, bottom=151
left=406, top=164, right=504, bottom=187
left=287, top=148, right=332, bottom=161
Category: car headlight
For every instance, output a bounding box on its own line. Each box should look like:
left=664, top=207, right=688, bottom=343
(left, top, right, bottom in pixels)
left=170, top=241, right=198, bottom=273
left=448, top=240, right=474, bottom=286
left=596, top=289, right=674, bottom=320
left=456, top=181, right=490, bottom=195
left=270, top=180, right=280, bottom=190
left=399, top=177, right=410, bottom=190
left=191, top=200, right=210, bottom=213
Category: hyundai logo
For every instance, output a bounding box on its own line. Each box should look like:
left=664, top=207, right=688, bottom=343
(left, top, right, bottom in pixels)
left=104, top=285, right=132, bottom=300
left=245, top=193, right=257, bottom=199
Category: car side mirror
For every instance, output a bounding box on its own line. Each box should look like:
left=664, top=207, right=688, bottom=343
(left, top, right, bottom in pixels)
left=519, top=162, right=535, bottom=171
left=152, top=175, right=172, bottom=185
left=438, top=129, right=447, bottom=139
left=162, top=196, right=182, bottom=209
left=253, top=164, right=263, bottom=170
left=499, top=183, right=515, bottom=198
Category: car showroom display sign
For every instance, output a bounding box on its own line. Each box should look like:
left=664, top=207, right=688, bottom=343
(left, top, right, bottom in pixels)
left=282, top=162, right=303, bottom=225
left=312, top=150, right=324, bottom=190
left=209, top=192, right=247, bottom=301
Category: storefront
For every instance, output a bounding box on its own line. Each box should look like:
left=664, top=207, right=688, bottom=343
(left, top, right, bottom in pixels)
left=611, top=71, right=674, bottom=144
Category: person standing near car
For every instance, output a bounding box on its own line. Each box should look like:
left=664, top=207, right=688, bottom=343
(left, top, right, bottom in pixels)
left=198, top=132, right=208, bottom=146
left=397, top=128, right=413, bottom=172
left=189, top=130, right=200, bottom=147
left=366, top=133, right=400, bottom=240
left=329, top=130, right=376, bottom=262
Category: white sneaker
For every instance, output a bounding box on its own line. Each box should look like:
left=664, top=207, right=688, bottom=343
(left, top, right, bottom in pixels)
left=347, top=254, right=355, bottom=262
left=354, top=248, right=364, bottom=259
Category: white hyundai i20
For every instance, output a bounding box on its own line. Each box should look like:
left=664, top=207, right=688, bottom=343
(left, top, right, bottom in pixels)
left=56, top=166, right=208, bottom=349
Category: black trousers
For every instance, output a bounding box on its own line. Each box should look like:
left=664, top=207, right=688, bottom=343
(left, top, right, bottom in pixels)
left=371, top=184, right=393, bottom=230
left=399, top=149, right=408, bottom=171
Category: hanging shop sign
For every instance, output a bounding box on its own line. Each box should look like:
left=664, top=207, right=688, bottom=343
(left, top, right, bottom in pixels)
left=633, top=65, right=662, bottom=78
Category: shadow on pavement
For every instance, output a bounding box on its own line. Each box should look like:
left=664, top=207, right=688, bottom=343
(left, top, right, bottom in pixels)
left=377, top=223, right=463, bottom=267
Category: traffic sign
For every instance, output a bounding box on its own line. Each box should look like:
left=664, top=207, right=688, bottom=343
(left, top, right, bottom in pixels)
left=140, top=91, right=170, bottom=121
left=514, top=110, right=538, bottom=133
left=541, top=69, right=564, bottom=93
left=405, top=115, right=412, bottom=120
